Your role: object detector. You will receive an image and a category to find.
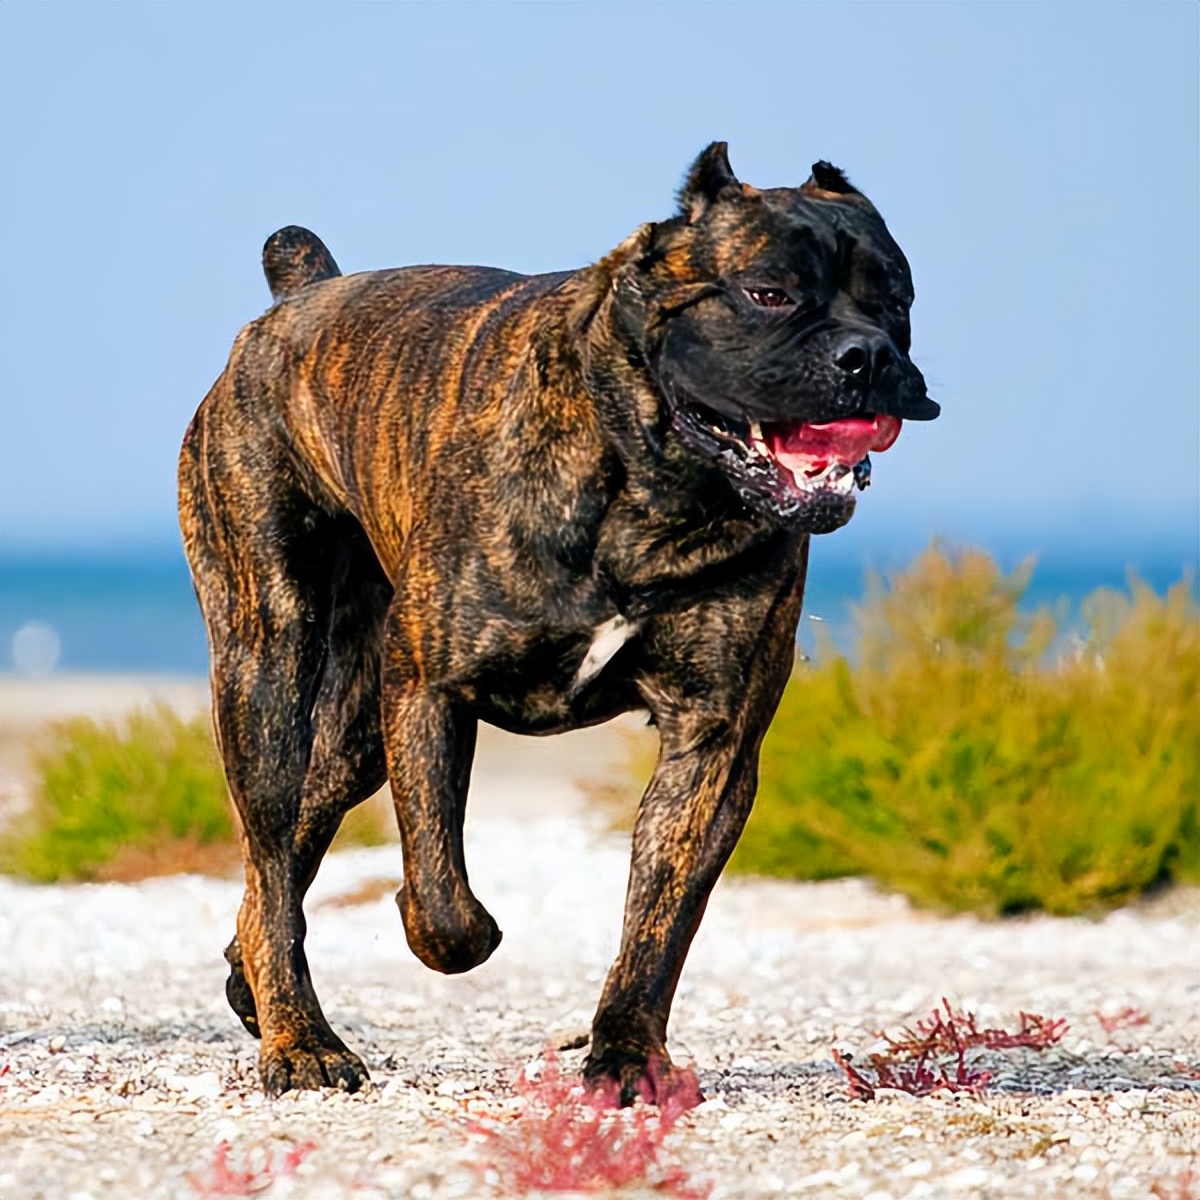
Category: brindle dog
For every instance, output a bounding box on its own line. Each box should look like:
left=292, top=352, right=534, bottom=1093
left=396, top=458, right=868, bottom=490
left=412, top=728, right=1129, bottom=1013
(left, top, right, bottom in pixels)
left=178, top=143, right=938, bottom=1100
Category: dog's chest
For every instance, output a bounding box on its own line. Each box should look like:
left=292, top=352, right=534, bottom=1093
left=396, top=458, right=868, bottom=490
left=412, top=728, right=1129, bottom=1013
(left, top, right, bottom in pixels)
left=460, top=614, right=641, bottom=735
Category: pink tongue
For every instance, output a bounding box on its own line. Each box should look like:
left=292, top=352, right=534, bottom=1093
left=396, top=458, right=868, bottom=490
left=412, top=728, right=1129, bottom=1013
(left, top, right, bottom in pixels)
left=767, top=414, right=901, bottom=473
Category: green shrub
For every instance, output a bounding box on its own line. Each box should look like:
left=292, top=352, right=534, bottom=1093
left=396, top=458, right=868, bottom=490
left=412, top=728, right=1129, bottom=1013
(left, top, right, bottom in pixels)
left=1, top=706, right=395, bottom=883
left=728, top=546, right=1199, bottom=915
left=0, top=706, right=234, bottom=882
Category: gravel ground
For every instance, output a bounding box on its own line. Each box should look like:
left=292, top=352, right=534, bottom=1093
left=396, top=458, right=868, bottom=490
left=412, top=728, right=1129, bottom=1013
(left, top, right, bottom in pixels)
left=0, top=679, right=1197, bottom=1199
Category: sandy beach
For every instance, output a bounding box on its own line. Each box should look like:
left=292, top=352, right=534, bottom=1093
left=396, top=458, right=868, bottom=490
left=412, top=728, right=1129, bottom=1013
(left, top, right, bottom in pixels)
left=0, top=673, right=1196, bottom=1199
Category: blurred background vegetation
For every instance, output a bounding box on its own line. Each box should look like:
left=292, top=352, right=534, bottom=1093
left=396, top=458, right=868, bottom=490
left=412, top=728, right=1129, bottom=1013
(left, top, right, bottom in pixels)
left=2, top=544, right=1196, bottom=915
left=730, top=546, right=1199, bottom=914
left=0, top=706, right=392, bottom=883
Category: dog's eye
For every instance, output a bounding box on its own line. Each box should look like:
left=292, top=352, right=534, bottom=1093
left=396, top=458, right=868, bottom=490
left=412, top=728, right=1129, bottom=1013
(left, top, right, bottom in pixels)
left=744, top=287, right=795, bottom=309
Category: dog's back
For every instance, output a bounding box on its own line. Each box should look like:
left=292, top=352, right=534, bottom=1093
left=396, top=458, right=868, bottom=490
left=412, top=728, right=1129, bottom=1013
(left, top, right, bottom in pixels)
left=185, top=228, right=586, bottom=579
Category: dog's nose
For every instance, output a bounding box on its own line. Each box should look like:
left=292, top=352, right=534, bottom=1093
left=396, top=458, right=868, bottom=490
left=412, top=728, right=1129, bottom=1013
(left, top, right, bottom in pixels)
left=835, top=334, right=894, bottom=385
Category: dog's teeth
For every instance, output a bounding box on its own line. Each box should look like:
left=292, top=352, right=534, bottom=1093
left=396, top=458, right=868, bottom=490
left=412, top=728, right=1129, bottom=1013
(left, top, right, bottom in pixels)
left=821, top=464, right=854, bottom=493
left=750, top=421, right=764, bottom=444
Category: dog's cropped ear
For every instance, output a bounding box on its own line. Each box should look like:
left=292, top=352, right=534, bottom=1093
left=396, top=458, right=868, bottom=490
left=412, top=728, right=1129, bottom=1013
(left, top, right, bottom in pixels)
left=570, top=222, right=658, bottom=340
left=677, top=142, right=740, bottom=222
left=800, top=161, right=863, bottom=200
left=606, top=221, right=658, bottom=269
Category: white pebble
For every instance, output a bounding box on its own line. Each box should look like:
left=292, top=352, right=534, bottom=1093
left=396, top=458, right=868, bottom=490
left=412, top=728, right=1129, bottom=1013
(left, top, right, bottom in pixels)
left=945, top=1168, right=989, bottom=1189
left=793, top=1169, right=840, bottom=1189
left=213, top=1118, right=239, bottom=1142
left=179, top=1072, right=223, bottom=1100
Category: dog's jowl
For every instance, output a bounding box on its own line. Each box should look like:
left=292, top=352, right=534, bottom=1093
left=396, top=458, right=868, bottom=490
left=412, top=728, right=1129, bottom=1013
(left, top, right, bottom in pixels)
left=178, top=143, right=938, bottom=1099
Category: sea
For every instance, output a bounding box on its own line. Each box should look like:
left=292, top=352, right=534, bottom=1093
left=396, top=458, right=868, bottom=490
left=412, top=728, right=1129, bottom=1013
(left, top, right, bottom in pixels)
left=0, top=539, right=1195, bottom=678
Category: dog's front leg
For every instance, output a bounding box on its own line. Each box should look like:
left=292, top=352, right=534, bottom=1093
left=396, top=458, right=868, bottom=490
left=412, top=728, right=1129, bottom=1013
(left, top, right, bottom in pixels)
left=382, top=665, right=502, bottom=974
left=584, top=714, right=760, bottom=1102
left=585, top=545, right=808, bottom=1103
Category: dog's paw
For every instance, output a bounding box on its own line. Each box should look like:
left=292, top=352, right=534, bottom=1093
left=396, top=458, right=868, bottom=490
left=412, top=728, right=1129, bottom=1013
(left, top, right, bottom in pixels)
left=583, top=1046, right=703, bottom=1110
left=259, top=1036, right=369, bottom=1096
left=396, top=884, right=502, bottom=974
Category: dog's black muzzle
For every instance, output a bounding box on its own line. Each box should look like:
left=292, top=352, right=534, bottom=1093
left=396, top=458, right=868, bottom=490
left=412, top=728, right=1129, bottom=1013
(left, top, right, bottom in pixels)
left=813, top=323, right=940, bottom=424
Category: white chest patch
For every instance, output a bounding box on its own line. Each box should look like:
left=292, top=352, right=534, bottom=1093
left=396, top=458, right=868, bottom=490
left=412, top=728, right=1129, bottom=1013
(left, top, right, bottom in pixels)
left=571, top=614, right=640, bottom=693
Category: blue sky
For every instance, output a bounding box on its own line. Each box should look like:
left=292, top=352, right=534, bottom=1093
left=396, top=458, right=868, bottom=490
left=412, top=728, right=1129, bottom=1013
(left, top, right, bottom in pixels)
left=1, top=2, right=1196, bottom=570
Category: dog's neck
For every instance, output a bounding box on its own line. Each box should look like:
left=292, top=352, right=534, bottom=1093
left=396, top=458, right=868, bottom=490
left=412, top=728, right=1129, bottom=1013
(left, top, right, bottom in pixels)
left=542, top=262, right=796, bottom=619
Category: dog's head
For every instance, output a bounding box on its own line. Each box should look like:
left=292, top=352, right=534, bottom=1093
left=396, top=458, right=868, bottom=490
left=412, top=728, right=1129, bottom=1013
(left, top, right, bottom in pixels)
left=605, top=142, right=939, bottom=533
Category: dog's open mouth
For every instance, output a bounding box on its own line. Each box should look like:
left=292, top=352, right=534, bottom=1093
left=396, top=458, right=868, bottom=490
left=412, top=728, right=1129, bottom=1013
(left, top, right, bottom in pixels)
left=671, top=399, right=903, bottom=529
left=750, top=413, right=902, bottom=493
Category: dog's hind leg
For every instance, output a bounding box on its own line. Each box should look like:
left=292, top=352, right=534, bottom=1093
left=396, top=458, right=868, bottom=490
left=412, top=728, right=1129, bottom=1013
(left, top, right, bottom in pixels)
left=181, top=410, right=388, bottom=1094
left=223, top=516, right=391, bottom=1045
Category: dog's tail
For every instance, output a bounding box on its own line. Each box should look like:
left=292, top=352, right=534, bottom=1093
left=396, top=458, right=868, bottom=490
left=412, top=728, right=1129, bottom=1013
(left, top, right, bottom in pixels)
left=262, top=226, right=342, bottom=302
